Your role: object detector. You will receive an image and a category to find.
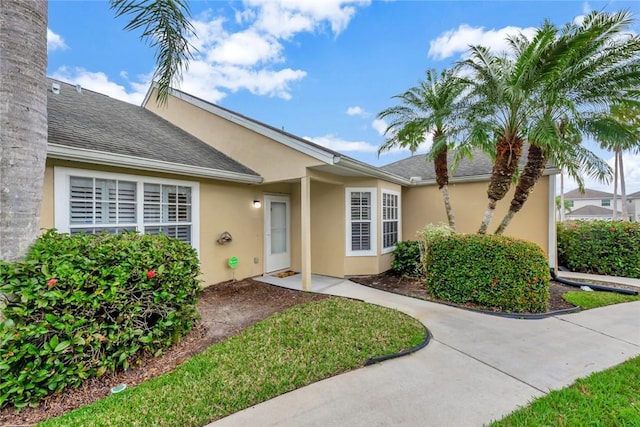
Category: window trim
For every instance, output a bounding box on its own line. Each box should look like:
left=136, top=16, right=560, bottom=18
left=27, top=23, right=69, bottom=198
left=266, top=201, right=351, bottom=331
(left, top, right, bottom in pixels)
left=345, top=187, right=377, bottom=257
left=54, top=167, right=200, bottom=254
left=381, top=189, right=401, bottom=254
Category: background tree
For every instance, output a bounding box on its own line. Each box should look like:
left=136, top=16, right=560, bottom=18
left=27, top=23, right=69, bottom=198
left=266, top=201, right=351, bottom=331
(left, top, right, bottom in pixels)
left=0, top=0, right=195, bottom=262
left=599, top=104, right=640, bottom=221
left=378, top=68, right=467, bottom=229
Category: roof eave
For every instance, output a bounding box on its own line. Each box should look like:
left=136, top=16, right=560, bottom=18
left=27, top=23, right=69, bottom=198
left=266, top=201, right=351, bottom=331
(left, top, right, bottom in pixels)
left=409, top=166, right=561, bottom=186
left=333, top=156, right=411, bottom=185
left=47, top=143, right=263, bottom=184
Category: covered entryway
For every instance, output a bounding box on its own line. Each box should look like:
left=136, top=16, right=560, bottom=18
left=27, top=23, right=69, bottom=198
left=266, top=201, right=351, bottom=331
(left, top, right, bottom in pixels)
left=264, top=194, right=291, bottom=272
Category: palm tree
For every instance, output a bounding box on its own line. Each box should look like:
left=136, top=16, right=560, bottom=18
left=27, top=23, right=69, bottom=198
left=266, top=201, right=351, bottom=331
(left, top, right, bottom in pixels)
left=598, top=104, right=640, bottom=222
left=378, top=68, right=467, bottom=229
left=0, top=0, right=194, bottom=262
left=469, top=11, right=640, bottom=234
left=555, top=195, right=572, bottom=219
left=458, top=32, right=552, bottom=234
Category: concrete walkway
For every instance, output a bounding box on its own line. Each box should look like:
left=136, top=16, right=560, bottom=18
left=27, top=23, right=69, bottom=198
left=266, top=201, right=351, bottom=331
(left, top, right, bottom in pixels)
left=210, top=275, right=640, bottom=427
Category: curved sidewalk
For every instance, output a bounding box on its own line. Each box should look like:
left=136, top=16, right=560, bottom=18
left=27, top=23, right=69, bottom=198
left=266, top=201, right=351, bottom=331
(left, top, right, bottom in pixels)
left=210, top=279, right=640, bottom=427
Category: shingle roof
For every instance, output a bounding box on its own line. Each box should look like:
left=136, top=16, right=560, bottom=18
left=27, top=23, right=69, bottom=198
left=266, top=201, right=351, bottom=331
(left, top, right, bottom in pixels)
left=379, top=146, right=554, bottom=181
left=47, top=79, right=259, bottom=177
left=627, top=190, right=640, bottom=199
left=567, top=205, right=621, bottom=216
left=563, top=188, right=613, bottom=199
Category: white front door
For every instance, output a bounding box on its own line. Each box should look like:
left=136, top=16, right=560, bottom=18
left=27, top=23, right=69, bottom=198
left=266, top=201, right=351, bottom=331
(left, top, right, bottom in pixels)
left=264, top=195, right=291, bottom=272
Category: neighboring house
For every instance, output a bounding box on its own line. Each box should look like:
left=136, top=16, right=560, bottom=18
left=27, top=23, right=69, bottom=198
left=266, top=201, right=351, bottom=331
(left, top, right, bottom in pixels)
left=565, top=205, right=623, bottom=221
left=563, top=188, right=634, bottom=221
left=40, top=79, right=559, bottom=289
left=628, top=190, right=640, bottom=222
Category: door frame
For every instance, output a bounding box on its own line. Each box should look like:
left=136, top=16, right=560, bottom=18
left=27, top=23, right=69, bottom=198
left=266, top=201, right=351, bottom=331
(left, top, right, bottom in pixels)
left=264, top=194, right=291, bottom=273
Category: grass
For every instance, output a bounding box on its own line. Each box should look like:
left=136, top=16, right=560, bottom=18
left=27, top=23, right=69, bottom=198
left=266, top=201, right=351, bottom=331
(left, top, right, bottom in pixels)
left=489, top=355, right=640, bottom=426
left=562, top=290, right=640, bottom=309
left=40, top=297, right=425, bottom=427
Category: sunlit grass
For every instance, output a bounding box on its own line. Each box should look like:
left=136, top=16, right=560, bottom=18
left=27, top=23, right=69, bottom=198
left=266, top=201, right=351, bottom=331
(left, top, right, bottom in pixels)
left=563, top=291, right=640, bottom=309
left=489, top=355, right=640, bottom=426
left=41, top=298, right=425, bottom=427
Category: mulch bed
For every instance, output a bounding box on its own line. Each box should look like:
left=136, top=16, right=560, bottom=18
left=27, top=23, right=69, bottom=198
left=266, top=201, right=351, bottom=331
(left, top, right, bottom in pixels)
left=349, top=271, right=637, bottom=315
left=0, top=279, right=327, bottom=426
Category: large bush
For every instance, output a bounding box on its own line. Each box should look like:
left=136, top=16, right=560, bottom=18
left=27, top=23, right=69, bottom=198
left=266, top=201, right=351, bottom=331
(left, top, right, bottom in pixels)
left=426, top=234, right=550, bottom=313
left=558, top=221, right=640, bottom=279
left=0, top=230, right=201, bottom=409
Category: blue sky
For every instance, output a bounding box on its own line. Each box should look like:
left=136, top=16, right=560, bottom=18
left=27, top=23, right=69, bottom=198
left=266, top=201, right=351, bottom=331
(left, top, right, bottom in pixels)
left=47, top=0, right=640, bottom=194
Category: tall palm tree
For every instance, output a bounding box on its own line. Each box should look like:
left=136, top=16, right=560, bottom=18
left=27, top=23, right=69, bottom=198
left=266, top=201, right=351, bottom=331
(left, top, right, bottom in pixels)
left=598, top=104, right=640, bottom=222
left=0, top=0, right=195, bottom=262
left=378, top=68, right=467, bottom=229
left=458, top=25, right=559, bottom=234
left=473, top=11, right=640, bottom=234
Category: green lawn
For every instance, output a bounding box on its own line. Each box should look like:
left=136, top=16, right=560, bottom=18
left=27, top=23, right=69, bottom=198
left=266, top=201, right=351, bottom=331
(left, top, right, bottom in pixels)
left=40, top=297, right=425, bottom=427
left=490, top=355, right=640, bottom=426
left=563, top=290, right=640, bottom=309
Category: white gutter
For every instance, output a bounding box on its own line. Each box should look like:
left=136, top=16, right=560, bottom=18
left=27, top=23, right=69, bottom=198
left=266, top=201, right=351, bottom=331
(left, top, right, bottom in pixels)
left=47, top=143, right=263, bottom=184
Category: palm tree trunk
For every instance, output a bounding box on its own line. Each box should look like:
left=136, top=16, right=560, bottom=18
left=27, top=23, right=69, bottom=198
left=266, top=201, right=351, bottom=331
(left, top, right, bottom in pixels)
left=620, top=151, right=628, bottom=221
left=560, top=170, right=565, bottom=222
left=495, top=144, right=546, bottom=234
left=0, top=0, right=48, bottom=262
left=478, top=135, right=524, bottom=234
left=432, top=133, right=456, bottom=229
left=441, top=185, right=456, bottom=230
left=613, top=150, right=619, bottom=221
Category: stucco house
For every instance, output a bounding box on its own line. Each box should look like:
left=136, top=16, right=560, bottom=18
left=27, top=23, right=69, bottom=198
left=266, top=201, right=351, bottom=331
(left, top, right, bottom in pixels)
left=563, top=188, right=630, bottom=221
left=41, top=79, right=559, bottom=290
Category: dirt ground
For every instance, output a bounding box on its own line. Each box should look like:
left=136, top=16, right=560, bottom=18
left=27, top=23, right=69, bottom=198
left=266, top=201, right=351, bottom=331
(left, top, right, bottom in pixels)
left=2, top=273, right=635, bottom=425
left=0, top=279, right=327, bottom=426
left=350, top=271, right=638, bottom=314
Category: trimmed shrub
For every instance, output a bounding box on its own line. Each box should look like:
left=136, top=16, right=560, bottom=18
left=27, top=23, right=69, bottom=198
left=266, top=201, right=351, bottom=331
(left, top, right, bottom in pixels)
left=391, top=241, right=423, bottom=278
left=558, top=221, right=640, bottom=279
left=426, top=234, right=549, bottom=313
left=0, top=230, right=201, bottom=409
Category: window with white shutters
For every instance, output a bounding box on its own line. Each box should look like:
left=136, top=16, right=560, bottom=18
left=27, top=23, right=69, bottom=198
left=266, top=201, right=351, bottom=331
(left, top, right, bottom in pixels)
left=69, top=177, right=137, bottom=235
left=346, top=188, right=376, bottom=256
left=381, top=190, right=400, bottom=253
left=55, top=167, right=199, bottom=250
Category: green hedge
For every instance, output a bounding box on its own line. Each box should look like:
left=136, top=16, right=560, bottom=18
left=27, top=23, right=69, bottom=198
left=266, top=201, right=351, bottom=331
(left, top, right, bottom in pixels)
left=0, top=230, right=201, bottom=409
left=426, top=234, right=549, bottom=313
left=391, top=241, right=423, bottom=278
left=558, top=221, right=640, bottom=279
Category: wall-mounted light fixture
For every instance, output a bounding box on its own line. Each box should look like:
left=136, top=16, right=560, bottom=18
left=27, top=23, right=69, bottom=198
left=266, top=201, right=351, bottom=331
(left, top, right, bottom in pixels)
left=253, top=199, right=262, bottom=208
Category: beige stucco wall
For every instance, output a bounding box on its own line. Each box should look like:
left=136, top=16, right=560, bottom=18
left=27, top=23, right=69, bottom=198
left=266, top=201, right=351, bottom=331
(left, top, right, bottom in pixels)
left=145, top=91, right=325, bottom=183
left=40, top=160, right=301, bottom=287
left=402, top=176, right=551, bottom=256
left=310, top=180, right=345, bottom=277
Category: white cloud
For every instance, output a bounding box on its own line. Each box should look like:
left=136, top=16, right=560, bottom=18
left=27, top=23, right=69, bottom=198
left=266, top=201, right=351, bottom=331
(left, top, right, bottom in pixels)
left=428, top=24, right=537, bottom=60
left=49, top=67, right=148, bottom=105
left=346, top=106, right=366, bottom=116
left=47, top=28, right=67, bottom=52
left=304, top=134, right=379, bottom=153
left=371, top=118, right=387, bottom=136
left=205, top=30, right=283, bottom=66
left=582, top=2, right=591, bottom=15
left=179, top=2, right=369, bottom=102
left=246, top=0, right=370, bottom=39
